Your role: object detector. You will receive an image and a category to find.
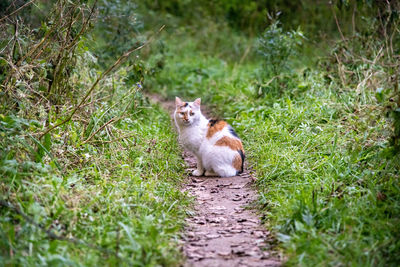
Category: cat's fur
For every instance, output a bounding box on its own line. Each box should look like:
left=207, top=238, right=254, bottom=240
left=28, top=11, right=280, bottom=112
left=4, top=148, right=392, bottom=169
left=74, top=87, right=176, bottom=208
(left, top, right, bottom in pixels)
left=174, top=97, right=245, bottom=177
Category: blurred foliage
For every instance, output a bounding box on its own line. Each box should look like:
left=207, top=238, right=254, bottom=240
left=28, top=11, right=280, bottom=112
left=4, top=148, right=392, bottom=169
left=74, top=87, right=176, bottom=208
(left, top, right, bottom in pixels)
left=137, top=0, right=392, bottom=37
left=139, top=0, right=269, bottom=33
left=321, top=1, right=400, bottom=151
left=258, top=21, right=305, bottom=75
left=92, top=0, right=144, bottom=66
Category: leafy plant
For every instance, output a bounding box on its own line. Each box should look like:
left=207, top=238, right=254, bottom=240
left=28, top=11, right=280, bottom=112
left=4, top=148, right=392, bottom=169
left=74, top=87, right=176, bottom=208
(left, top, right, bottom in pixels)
left=0, top=1, right=190, bottom=265
left=93, top=0, right=144, bottom=66
left=258, top=20, right=305, bottom=75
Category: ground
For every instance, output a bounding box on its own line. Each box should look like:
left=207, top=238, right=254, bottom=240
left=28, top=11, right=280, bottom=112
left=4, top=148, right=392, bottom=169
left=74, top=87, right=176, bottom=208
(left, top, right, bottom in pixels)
left=152, top=96, right=282, bottom=266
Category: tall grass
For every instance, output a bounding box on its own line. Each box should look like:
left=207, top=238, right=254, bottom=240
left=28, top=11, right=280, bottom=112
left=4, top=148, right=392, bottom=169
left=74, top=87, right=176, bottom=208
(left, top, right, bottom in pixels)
left=144, top=4, right=400, bottom=265
left=1, top=1, right=190, bottom=265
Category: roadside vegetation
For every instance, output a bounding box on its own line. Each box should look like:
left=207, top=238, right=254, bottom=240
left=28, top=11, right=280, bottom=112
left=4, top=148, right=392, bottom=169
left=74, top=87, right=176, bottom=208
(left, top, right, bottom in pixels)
left=142, top=1, right=400, bottom=266
left=1, top=0, right=188, bottom=265
left=1, top=0, right=399, bottom=266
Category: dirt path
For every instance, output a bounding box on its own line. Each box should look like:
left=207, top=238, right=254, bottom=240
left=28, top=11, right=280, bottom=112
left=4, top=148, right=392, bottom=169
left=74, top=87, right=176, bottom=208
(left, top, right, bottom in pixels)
left=150, top=95, right=281, bottom=267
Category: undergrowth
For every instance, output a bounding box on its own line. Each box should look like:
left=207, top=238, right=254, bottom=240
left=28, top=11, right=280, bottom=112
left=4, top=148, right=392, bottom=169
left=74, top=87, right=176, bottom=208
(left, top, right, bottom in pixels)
left=0, top=98, right=189, bottom=265
left=0, top=0, right=189, bottom=265
left=144, top=3, right=400, bottom=265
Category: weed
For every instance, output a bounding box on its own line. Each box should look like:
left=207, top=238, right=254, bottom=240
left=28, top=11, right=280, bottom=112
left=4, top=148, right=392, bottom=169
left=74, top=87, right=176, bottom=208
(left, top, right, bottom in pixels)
left=258, top=20, right=305, bottom=76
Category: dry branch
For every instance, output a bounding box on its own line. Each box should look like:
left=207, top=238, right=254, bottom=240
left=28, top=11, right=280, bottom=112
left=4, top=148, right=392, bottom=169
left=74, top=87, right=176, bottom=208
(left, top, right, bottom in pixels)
left=0, top=0, right=37, bottom=23
left=81, top=117, right=119, bottom=145
left=38, top=25, right=165, bottom=139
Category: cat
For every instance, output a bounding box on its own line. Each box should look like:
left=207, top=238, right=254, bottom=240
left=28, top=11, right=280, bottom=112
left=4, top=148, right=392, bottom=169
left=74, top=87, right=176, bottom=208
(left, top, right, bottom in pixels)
left=174, top=97, right=245, bottom=177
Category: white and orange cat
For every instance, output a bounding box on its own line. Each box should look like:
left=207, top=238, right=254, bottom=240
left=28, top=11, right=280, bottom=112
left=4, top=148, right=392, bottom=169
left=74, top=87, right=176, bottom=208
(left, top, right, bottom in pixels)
left=174, top=97, right=244, bottom=177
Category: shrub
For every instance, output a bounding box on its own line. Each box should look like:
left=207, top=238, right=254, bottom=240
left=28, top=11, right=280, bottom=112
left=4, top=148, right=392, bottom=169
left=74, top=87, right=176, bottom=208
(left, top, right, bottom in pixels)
left=258, top=20, right=305, bottom=76
left=93, top=0, right=144, bottom=66
left=322, top=1, right=400, bottom=152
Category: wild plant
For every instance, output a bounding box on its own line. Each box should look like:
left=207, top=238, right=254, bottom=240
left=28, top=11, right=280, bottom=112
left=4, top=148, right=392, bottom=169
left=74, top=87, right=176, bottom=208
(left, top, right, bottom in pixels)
left=0, top=0, right=96, bottom=108
left=1, top=1, right=188, bottom=265
left=257, top=19, right=305, bottom=96
left=258, top=20, right=305, bottom=75
left=324, top=1, right=400, bottom=152
left=93, top=0, right=143, bottom=66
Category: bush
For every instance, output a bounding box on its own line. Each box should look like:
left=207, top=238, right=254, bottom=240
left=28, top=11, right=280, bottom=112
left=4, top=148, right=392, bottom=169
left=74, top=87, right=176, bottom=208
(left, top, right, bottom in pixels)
left=321, top=1, right=400, bottom=152
left=0, top=0, right=95, bottom=107
left=0, top=1, right=188, bottom=265
left=93, top=0, right=144, bottom=66
left=258, top=20, right=305, bottom=76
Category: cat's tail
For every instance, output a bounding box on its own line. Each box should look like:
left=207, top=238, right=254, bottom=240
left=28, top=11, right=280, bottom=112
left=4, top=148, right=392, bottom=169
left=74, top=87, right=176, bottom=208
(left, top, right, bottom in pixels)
left=237, top=149, right=245, bottom=174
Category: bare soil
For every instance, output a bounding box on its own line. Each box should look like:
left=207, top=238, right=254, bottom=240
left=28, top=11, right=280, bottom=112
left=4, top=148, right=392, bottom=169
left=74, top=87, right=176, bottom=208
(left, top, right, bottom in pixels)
left=149, top=95, right=281, bottom=267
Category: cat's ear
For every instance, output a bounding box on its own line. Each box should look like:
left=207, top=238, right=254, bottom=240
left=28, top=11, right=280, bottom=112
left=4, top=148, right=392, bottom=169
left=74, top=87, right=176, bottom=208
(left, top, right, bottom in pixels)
left=193, top=98, right=201, bottom=108
left=175, top=97, right=183, bottom=106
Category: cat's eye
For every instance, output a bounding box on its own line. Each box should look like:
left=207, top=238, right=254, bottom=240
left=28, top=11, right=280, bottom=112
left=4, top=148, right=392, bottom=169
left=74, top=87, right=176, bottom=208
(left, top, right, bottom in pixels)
left=180, top=112, right=185, bottom=115
left=190, top=111, right=195, bottom=116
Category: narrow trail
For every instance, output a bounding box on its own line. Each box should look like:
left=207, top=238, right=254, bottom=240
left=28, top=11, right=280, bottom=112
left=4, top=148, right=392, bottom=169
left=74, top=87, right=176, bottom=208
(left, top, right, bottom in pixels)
left=150, top=95, right=281, bottom=267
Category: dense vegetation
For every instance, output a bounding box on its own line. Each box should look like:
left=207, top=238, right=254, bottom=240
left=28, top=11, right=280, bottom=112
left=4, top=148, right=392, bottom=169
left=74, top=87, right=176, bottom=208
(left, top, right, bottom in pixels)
left=142, top=1, right=400, bottom=266
left=0, top=0, right=188, bottom=265
left=1, top=0, right=399, bottom=266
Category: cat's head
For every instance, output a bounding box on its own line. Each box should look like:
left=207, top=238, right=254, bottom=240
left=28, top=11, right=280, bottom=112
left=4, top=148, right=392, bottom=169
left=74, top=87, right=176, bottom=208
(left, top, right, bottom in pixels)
left=174, top=97, right=201, bottom=126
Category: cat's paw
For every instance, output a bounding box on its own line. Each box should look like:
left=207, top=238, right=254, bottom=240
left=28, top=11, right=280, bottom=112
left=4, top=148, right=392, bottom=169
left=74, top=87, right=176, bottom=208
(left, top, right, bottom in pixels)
left=192, top=169, right=204, bottom=176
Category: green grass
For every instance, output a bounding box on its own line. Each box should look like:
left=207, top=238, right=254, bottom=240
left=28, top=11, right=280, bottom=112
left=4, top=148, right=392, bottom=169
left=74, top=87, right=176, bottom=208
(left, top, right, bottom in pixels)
left=0, top=65, right=190, bottom=266
left=144, top=25, right=400, bottom=266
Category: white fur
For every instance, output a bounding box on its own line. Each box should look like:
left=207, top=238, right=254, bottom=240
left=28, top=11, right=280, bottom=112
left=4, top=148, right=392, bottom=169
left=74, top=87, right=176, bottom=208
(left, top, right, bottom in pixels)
left=174, top=97, right=241, bottom=177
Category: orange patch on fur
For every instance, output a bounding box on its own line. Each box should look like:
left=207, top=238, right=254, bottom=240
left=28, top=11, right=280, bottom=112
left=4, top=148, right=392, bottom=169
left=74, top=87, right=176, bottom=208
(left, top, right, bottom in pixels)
left=215, top=136, right=244, bottom=151
left=177, top=103, right=187, bottom=112
left=232, top=153, right=242, bottom=171
left=206, top=120, right=228, bottom=139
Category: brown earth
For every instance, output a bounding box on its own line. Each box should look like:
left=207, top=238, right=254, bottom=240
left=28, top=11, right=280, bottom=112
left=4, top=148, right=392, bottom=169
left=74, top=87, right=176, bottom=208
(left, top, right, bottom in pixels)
left=149, top=95, right=282, bottom=267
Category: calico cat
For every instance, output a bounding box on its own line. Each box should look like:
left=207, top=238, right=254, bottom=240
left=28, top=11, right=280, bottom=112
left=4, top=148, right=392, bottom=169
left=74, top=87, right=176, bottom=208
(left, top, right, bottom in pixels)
left=174, top=97, right=245, bottom=177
